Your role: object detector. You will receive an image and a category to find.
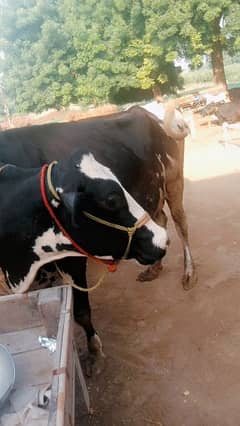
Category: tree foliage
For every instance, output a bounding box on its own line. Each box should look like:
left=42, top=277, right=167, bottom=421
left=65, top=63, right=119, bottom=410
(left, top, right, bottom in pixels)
left=0, top=0, right=239, bottom=113
left=0, top=0, right=184, bottom=112
left=159, top=0, right=240, bottom=86
left=224, top=2, right=240, bottom=53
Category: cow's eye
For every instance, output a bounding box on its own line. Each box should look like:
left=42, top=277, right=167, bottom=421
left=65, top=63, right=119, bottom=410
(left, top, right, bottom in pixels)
left=104, top=192, right=126, bottom=211
left=77, top=184, right=85, bottom=193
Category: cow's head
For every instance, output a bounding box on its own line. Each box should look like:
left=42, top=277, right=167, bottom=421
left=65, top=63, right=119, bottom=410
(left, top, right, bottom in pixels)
left=53, top=152, right=168, bottom=265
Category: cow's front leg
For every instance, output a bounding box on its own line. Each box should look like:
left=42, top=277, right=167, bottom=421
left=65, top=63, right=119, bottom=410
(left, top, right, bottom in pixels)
left=56, top=257, right=105, bottom=375
left=73, top=286, right=105, bottom=377
left=137, top=209, right=167, bottom=282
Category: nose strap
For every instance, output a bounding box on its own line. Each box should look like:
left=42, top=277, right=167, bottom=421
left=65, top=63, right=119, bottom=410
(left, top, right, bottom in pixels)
left=83, top=211, right=151, bottom=259
left=122, top=212, right=151, bottom=259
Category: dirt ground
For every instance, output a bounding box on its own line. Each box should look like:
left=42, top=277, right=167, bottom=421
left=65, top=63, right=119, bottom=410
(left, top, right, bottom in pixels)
left=76, top=118, right=240, bottom=426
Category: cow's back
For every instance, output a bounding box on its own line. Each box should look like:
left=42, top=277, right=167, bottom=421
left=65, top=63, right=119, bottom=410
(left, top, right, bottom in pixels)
left=0, top=108, right=175, bottom=213
left=0, top=110, right=152, bottom=165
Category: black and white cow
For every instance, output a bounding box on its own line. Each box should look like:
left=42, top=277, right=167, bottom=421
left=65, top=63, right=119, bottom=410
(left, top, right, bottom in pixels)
left=0, top=147, right=167, bottom=352
left=0, top=153, right=167, bottom=287
left=0, top=105, right=196, bottom=359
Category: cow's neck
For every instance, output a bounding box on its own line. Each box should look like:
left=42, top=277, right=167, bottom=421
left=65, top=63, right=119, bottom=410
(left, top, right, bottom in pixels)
left=1, top=171, right=83, bottom=293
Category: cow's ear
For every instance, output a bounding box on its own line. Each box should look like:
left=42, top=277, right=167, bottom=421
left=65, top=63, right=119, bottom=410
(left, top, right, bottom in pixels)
left=61, top=192, right=87, bottom=223
left=61, top=192, right=76, bottom=211
left=0, top=163, right=17, bottom=175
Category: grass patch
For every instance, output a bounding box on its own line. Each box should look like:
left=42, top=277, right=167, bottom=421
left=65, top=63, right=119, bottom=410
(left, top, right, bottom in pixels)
left=181, top=63, right=240, bottom=93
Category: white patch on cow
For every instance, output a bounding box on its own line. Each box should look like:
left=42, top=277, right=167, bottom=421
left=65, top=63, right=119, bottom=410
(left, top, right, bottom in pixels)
left=56, top=187, right=64, bottom=194
left=5, top=271, right=15, bottom=290
left=78, top=153, right=168, bottom=249
left=33, top=227, right=70, bottom=257
left=33, top=228, right=113, bottom=261
left=159, top=187, right=165, bottom=200
left=8, top=251, right=83, bottom=294
left=142, top=101, right=165, bottom=120
left=142, top=100, right=190, bottom=139
left=184, top=245, right=193, bottom=275
left=166, top=153, right=176, bottom=167
left=79, top=154, right=145, bottom=219
left=147, top=221, right=167, bottom=248
left=51, top=199, right=60, bottom=208
left=89, top=333, right=105, bottom=357
left=9, top=227, right=113, bottom=294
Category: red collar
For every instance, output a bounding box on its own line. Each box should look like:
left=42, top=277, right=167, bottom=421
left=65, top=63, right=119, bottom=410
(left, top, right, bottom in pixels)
left=40, top=164, right=117, bottom=273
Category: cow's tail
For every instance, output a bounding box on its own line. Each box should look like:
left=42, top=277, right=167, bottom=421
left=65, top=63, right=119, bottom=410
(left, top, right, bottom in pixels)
left=163, top=100, right=190, bottom=141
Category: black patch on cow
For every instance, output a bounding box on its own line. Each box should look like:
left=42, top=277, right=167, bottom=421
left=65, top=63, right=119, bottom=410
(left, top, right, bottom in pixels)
left=42, top=245, right=53, bottom=252
left=56, top=243, right=73, bottom=251
left=38, top=277, right=48, bottom=285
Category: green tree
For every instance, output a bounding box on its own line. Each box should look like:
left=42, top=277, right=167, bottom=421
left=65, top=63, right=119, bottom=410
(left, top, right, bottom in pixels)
left=0, top=0, right=183, bottom=112
left=161, top=0, right=240, bottom=88
left=59, top=0, right=182, bottom=104
left=0, top=0, right=74, bottom=112
left=1, top=0, right=239, bottom=113
left=223, top=2, right=240, bottom=54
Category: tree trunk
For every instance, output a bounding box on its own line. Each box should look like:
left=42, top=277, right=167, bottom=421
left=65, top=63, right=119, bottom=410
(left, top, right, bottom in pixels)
left=152, top=85, right=163, bottom=103
left=3, top=103, right=12, bottom=128
left=210, top=18, right=227, bottom=90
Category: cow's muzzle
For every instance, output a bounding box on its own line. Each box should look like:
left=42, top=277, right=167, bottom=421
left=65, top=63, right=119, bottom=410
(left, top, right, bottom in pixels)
left=83, top=210, right=152, bottom=259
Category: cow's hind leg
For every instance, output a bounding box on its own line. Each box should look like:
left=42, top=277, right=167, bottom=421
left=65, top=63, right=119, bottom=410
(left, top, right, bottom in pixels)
left=166, top=178, right=197, bottom=290
left=56, top=257, right=105, bottom=374
left=137, top=178, right=197, bottom=289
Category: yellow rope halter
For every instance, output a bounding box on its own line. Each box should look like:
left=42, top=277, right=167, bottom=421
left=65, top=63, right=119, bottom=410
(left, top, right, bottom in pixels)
left=48, top=161, right=152, bottom=293
left=54, top=211, right=151, bottom=293
left=83, top=210, right=151, bottom=259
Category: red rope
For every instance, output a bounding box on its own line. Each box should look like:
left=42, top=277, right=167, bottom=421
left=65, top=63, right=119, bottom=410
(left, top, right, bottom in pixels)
left=40, top=164, right=117, bottom=273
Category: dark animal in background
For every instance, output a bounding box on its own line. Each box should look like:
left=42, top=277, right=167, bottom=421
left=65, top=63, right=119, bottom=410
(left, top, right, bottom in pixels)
left=213, top=101, right=240, bottom=125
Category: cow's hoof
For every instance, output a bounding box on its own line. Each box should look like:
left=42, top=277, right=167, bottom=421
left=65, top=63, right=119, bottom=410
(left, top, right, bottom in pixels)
left=182, top=269, right=198, bottom=290
left=82, top=334, right=106, bottom=377
left=81, top=351, right=106, bottom=377
left=137, top=263, right=163, bottom=282
left=88, top=333, right=105, bottom=356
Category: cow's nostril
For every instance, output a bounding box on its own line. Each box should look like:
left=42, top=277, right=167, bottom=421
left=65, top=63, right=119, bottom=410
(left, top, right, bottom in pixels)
left=167, top=237, right=171, bottom=246
left=159, top=248, right=166, bottom=258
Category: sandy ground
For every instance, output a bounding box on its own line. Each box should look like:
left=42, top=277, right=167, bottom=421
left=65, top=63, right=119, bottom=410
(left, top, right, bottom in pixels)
left=75, top=118, right=240, bottom=426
